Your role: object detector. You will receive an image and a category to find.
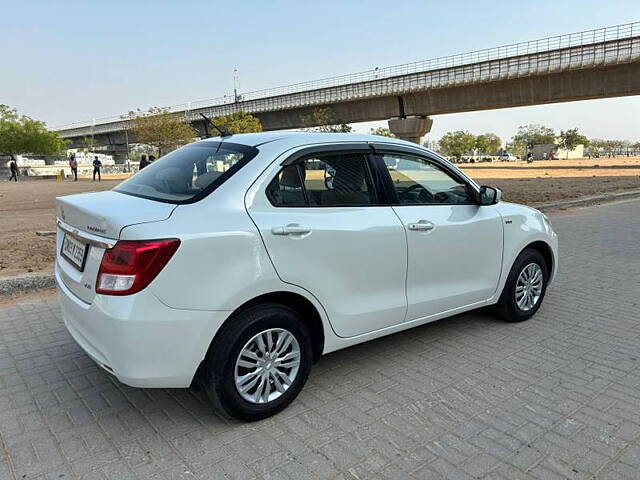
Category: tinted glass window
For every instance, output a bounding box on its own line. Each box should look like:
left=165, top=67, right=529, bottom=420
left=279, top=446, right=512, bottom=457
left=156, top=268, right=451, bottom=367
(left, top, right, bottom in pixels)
left=303, top=154, right=376, bottom=206
left=269, top=153, right=376, bottom=207
left=383, top=153, right=474, bottom=205
left=267, top=165, right=306, bottom=206
left=115, top=142, right=258, bottom=203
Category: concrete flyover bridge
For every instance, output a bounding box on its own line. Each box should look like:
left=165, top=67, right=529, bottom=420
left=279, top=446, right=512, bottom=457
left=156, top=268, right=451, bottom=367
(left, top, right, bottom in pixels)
left=55, top=21, right=640, bottom=157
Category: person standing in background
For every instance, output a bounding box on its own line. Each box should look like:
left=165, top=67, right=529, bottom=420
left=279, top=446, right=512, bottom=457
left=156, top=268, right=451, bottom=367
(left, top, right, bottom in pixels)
left=8, top=155, right=19, bottom=182
left=69, top=153, right=78, bottom=181
left=139, top=154, right=149, bottom=170
left=92, top=155, right=102, bottom=181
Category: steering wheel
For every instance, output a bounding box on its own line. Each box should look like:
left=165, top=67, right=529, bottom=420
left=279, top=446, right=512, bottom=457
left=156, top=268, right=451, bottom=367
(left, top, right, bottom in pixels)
left=399, top=183, right=434, bottom=203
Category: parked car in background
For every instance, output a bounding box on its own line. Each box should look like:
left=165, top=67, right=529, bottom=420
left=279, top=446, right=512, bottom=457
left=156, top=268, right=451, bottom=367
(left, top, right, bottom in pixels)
left=499, top=152, right=518, bottom=161
left=55, top=132, right=558, bottom=421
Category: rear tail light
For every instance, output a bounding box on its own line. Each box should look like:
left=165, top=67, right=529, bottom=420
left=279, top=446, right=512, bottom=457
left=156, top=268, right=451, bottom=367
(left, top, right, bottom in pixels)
left=96, top=239, right=180, bottom=295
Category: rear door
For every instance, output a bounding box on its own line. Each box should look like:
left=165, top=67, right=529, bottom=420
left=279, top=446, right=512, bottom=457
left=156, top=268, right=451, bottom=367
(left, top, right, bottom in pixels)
left=375, top=148, right=503, bottom=320
left=246, top=146, right=408, bottom=338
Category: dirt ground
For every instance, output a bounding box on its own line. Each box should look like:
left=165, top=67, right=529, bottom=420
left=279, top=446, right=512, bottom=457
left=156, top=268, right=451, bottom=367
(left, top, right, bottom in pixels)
left=0, top=180, right=118, bottom=277
left=1, top=158, right=639, bottom=277
left=460, top=160, right=640, bottom=181
left=460, top=156, right=640, bottom=169
left=461, top=166, right=640, bottom=179
left=480, top=175, right=640, bottom=205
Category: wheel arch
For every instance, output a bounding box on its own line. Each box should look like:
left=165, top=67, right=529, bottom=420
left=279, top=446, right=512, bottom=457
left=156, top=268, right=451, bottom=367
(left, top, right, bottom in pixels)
left=493, top=237, right=557, bottom=307
left=522, top=240, right=554, bottom=280
left=191, top=291, right=325, bottom=388
left=233, top=292, right=325, bottom=362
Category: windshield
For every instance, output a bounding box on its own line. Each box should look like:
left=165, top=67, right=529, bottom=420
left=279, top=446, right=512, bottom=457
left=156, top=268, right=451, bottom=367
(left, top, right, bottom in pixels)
left=114, top=141, right=259, bottom=204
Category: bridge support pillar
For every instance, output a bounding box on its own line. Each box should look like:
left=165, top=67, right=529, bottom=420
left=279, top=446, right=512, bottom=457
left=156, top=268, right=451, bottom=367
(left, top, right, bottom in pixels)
left=388, top=116, right=433, bottom=144
left=112, top=152, right=129, bottom=164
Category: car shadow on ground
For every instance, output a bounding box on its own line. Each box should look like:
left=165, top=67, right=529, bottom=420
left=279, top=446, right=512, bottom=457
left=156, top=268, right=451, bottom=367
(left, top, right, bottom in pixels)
left=57, top=304, right=522, bottom=431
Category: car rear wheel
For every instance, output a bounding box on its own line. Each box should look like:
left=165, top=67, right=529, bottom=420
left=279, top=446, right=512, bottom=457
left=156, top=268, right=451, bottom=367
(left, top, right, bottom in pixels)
left=496, top=248, right=548, bottom=322
left=204, top=303, right=313, bottom=421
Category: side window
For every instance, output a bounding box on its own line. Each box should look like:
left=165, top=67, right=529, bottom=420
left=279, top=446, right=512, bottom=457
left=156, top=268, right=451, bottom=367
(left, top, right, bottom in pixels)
left=267, top=164, right=306, bottom=206
left=303, top=154, right=376, bottom=206
left=268, top=153, right=377, bottom=207
left=383, top=154, right=475, bottom=205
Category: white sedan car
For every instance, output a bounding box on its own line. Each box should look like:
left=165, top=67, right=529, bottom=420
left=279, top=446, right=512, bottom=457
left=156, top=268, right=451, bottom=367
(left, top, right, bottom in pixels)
left=500, top=152, right=518, bottom=161
left=55, top=132, right=558, bottom=420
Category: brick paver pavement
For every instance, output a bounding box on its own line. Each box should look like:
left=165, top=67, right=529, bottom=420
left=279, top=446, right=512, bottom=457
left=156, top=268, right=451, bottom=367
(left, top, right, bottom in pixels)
left=1, top=199, right=640, bottom=479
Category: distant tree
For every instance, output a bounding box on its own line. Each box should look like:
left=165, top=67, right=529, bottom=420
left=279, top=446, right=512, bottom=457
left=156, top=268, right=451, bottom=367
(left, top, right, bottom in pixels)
left=600, top=139, right=619, bottom=157
left=510, top=124, right=556, bottom=154
left=619, top=139, right=632, bottom=157
left=0, top=104, right=69, bottom=156
left=506, top=141, right=524, bottom=157
left=0, top=105, right=19, bottom=123
left=474, top=133, right=501, bottom=155
left=210, top=110, right=262, bottom=135
left=557, top=128, right=589, bottom=159
left=301, top=107, right=352, bottom=133
left=369, top=127, right=395, bottom=137
left=127, top=107, right=196, bottom=156
left=613, top=139, right=628, bottom=157
left=589, top=138, right=604, bottom=156
left=632, top=141, right=640, bottom=155
left=589, top=138, right=630, bottom=157
left=438, top=131, right=476, bottom=160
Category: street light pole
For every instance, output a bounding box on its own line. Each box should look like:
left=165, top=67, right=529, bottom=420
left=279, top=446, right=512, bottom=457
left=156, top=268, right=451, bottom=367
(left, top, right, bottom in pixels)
left=234, top=68, right=240, bottom=103
left=124, top=128, right=130, bottom=168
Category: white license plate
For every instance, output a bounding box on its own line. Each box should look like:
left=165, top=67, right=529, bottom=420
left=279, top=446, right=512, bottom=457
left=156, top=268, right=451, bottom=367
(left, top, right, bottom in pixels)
left=61, top=234, right=88, bottom=271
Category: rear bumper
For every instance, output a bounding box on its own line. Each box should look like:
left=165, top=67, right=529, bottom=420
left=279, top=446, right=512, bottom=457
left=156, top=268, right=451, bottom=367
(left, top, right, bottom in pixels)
left=56, top=266, right=230, bottom=388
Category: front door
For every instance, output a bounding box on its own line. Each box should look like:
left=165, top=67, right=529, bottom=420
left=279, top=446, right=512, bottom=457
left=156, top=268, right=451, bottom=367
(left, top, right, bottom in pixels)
left=379, top=151, right=503, bottom=320
left=246, top=149, right=408, bottom=338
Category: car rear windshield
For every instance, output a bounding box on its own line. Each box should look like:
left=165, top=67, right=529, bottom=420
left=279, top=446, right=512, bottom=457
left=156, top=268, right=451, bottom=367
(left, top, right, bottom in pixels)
left=114, top=141, right=259, bottom=204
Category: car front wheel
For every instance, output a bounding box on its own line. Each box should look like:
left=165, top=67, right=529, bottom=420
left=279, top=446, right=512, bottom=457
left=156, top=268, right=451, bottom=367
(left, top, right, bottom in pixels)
left=204, top=303, right=313, bottom=421
left=496, top=248, right=548, bottom=322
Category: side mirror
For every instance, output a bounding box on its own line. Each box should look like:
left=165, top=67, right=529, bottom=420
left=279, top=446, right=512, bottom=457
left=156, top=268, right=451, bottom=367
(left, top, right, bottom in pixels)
left=479, top=186, right=502, bottom=205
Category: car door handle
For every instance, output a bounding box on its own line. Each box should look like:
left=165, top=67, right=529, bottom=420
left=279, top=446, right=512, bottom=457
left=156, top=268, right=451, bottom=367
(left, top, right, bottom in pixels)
left=271, top=225, right=312, bottom=236
left=407, top=221, right=435, bottom=232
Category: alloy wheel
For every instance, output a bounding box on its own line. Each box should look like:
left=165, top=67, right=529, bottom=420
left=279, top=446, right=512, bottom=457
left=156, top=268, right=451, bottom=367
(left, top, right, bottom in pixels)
left=515, top=262, right=543, bottom=311
left=234, top=328, right=301, bottom=404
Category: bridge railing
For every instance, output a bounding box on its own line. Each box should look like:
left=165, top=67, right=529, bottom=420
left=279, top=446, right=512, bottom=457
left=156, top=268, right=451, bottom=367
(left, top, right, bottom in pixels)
left=55, top=21, right=638, bottom=132
left=228, top=21, right=639, bottom=102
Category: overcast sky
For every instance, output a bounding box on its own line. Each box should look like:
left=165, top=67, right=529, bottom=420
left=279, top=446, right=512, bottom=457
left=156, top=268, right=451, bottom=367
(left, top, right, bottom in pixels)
left=3, top=0, right=640, bottom=142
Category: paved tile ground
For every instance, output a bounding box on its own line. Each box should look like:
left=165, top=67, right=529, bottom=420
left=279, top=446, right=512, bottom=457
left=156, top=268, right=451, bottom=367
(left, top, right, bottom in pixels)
left=1, top=199, right=640, bottom=480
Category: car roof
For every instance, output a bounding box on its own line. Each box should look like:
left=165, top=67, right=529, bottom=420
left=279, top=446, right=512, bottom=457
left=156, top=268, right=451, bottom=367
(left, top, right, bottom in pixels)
left=197, top=131, right=429, bottom=151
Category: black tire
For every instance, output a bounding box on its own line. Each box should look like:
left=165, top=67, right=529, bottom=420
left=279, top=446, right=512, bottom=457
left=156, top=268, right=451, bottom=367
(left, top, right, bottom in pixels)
left=204, top=303, right=313, bottom=421
left=496, top=248, right=548, bottom=322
